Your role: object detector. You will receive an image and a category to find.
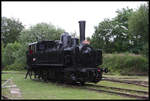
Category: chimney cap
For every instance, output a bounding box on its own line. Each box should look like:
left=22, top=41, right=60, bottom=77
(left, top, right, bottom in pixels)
left=79, top=20, right=86, bottom=23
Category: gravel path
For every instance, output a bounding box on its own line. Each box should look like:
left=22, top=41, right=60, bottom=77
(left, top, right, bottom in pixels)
left=9, top=80, right=22, bottom=99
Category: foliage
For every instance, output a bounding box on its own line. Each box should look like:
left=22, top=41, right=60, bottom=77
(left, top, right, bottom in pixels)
left=91, top=8, right=134, bottom=53
left=128, top=4, right=149, bottom=42
left=114, top=7, right=134, bottom=28
left=2, top=42, right=22, bottom=67
left=4, top=63, right=25, bottom=71
left=128, top=3, right=149, bottom=55
left=101, top=53, right=148, bottom=75
left=18, top=23, right=65, bottom=44
left=91, top=19, right=115, bottom=52
left=1, top=42, right=5, bottom=68
left=1, top=17, right=24, bottom=46
left=141, top=43, right=149, bottom=58
left=91, top=4, right=148, bottom=57
left=86, top=37, right=91, bottom=41
left=1, top=17, right=25, bottom=70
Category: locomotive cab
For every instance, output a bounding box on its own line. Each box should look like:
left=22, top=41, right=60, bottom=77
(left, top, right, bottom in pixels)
left=36, top=41, right=60, bottom=65
left=27, top=40, right=63, bottom=67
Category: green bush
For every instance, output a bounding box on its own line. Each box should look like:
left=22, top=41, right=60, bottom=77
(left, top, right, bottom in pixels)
left=2, top=42, right=21, bottom=66
left=1, top=42, right=5, bottom=68
left=140, top=43, right=149, bottom=58
left=101, top=53, right=148, bottom=75
left=4, top=62, right=25, bottom=71
left=2, top=41, right=25, bottom=70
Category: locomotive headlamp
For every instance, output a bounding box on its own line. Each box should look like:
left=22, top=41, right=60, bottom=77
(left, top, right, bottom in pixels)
left=33, top=58, right=36, bottom=61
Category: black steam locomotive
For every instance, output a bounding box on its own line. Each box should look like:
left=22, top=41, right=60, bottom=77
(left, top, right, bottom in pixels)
left=25, top=21, right=108, bottom=84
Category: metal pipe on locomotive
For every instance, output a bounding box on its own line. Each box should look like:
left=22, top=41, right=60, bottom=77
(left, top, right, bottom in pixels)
left=25, top=21, right=108, bottom=84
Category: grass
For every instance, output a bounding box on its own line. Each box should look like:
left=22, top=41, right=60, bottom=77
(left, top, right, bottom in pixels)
left=1, top=71, right=148, bottom=99
left=97, top=81, right=148, bottom=92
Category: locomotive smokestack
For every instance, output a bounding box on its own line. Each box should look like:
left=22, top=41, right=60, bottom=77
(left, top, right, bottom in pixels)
left=79, top=21, right=86, bottom=43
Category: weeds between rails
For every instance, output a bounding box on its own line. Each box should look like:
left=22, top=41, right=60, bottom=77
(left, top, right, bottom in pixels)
left=54, top=82, right=148, bottom=99
left=81, top=86, right=148, bottom=100
left=102, top=77, right=148, bottom=87
left=57, top=83, right=148, bottom=100
left=85, top=84, right=148, bottom=94
left=84, top=84, right=149, bottom=97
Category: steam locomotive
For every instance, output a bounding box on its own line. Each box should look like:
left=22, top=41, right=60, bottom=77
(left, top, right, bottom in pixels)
left=26, top=21, right=108, bottom=84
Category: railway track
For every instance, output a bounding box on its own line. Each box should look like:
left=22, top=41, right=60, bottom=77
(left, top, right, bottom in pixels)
left=102, top=77, right=148, bottom=87
left=83, top=83, right=148, bottom=100
left=85, top=84, right=148, bottom=94
left=81, top=86, right=148, bottom=100
left=52, top=82, right=149, bottom=100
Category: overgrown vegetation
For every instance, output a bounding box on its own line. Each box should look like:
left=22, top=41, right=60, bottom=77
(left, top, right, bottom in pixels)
left=101, top=53, right=148, bottom=75
left=1, top=17, right=24, bottom=46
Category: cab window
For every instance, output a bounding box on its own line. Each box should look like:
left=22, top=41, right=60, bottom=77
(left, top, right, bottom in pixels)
left=38, top=44, right=45, bottom=51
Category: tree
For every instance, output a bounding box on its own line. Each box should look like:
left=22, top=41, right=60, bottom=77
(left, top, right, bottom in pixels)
left=1, top=17, right=24, bottom=46
left=112, top=7, right=134, bottom=52
left=91, top=7, right=134, bottom=53
left=114, top=7, right=134, bottom=28
left=86, top=37, right=91, bottom=41
left=18, top=23, right=65, bottom=44
left=1, top=42, right=5, bottom=69
left=2, top=42, right=21, bottom=67
left=91, top=19, right=115, bottom=52
left=128, top=3, right=149, bottom=55
left=128, top=4, right=148, bottom=42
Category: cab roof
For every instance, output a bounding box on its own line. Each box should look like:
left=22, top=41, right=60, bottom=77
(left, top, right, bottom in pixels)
left=28, top=40, right=58, bottom=46
left=28, top=42, right=37, bottom=46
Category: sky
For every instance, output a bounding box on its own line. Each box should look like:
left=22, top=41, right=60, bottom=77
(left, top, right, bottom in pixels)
left=2, top=1, right=147, bottom=38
